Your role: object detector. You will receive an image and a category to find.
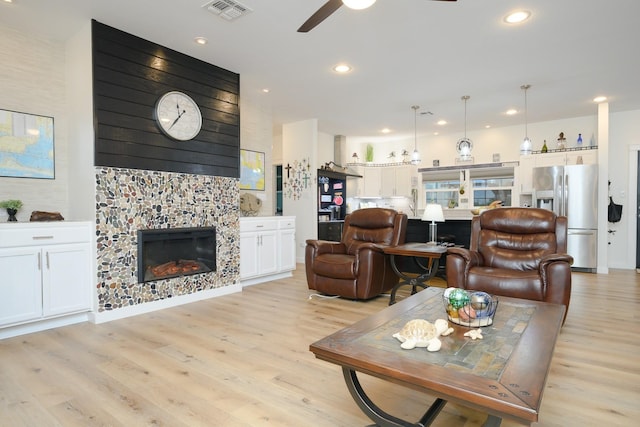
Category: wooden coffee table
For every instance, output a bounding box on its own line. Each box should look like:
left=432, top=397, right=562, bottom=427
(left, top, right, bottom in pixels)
left=309, top=287, right=565, bottom=426
left=384, top=243, right=447, bottom=305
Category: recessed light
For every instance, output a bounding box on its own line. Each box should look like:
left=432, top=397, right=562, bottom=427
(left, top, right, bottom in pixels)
left=194, top=37, right=208, bottom=45
left=506, top=109, right=518, bottom=115
left=3, top=0, right=14, bottom=3
left=381, top=128, right=391, bottom=134
left=504, top=10, right=531, bottom=24
left=262, top=88, right=270, bottom=93
left=333, top=64, right=352, bottom=73
left=485, top=125, right=491, bottom=129
left=433, top=132, right=439, bottom=136
left=593, top=96, right=607, bottom=103
left=436, top=120, right=447, bottom=126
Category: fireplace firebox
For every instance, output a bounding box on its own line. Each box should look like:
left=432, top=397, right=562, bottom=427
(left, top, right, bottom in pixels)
left=137, top=227, right=216, bottom=283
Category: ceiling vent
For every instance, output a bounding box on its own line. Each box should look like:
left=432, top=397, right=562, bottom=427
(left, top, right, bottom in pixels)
left=203, top=0, right=253, bottom=21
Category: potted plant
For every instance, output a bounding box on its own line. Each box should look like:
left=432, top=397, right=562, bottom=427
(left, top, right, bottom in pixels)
left=0, top=199, right=23, bottom=222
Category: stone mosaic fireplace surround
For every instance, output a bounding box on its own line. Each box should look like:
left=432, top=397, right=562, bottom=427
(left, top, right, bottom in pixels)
left=95, top=167, right=240, bottom=312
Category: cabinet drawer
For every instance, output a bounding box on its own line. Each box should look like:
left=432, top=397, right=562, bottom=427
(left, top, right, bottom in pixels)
left=240, top=219, right=278, bottom=233
left=0, top=224, right=91, bottom=248
left=278, top=218, right=295, bottom=229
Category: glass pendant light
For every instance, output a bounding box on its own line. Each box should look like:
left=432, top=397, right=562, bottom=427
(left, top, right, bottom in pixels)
left=411, top=105, right=421, bottom=165
left=520, top=84, right=532, bottom=155
left=457, top=95, right=473, bottom=161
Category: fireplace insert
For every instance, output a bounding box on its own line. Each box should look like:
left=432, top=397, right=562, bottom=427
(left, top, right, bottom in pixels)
left=137, top=227, right=216, bottom=283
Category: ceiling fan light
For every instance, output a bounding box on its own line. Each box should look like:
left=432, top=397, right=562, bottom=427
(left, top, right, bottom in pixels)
left=342, top=0, right=376, bottom=10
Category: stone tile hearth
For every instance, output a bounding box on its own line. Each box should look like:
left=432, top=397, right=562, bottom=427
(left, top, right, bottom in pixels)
left=94, top=167, right=240, bottom=312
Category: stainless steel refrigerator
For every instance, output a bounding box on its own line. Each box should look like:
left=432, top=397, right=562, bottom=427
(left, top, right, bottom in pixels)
left=532, top=164, right=598, bottom=272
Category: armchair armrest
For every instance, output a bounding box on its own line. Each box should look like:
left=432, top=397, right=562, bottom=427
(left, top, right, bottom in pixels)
left=305, top=239, right=346, bottom=255
left=445, top=247, right=483, bottom=288
left=538, top=253, right=574, bottom=316
left=539, top=253, right=574, bottom=270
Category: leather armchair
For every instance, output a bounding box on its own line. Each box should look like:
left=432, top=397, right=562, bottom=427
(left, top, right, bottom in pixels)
left=305, top=208, right=407, bottom=300
left=446, top=207, right=573, bottom=322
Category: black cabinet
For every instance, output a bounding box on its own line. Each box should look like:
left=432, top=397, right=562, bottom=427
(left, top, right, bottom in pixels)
left=318, top=221, right=343, bottom=242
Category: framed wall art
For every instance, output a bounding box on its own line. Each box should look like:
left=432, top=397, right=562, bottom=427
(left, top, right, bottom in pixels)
left=239, top=149, right=265, bottom=191
left=0, top=109, right=55, bottom=179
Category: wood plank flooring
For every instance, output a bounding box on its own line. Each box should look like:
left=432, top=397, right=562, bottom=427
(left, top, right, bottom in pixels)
left=1, top=267, right=639, bottom=426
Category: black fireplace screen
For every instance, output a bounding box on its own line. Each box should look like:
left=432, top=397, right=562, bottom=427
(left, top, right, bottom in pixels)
left=137, top=227, right=216, bottom=283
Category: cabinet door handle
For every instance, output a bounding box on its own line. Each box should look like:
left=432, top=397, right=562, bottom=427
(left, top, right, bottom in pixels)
left=46, top=252, right=50, bottom=269
left=38, top=252, right=42, bottom=271
left=256, top=225, right=264, bottom=228
left=33, top=235, right=54, bottom=240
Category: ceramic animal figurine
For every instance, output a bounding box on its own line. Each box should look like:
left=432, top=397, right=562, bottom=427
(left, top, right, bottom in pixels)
left=393, top=318, right=453, bottom=351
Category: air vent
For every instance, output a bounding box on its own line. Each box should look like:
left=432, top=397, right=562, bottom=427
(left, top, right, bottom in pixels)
left=204, top=0, right=253, bottom=21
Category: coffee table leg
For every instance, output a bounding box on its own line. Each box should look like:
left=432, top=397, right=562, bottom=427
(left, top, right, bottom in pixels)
left=342, top=367, right=447, bottom=427
left=483, top=414, right=502, bottom=427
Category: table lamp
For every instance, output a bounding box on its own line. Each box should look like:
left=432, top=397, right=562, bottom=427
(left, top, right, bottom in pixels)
left=422, top=203, right=445, bottom=245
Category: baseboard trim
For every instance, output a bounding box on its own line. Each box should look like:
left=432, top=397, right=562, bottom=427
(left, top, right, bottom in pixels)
left=0, top=312, right=91, bottom=340
left=90, top=283, right=242, bottom=324
left=241, top=271, right=293, bottom=287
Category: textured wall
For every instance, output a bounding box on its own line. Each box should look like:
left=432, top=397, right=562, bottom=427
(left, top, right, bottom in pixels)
left=0, top=26, right=69, bottom=220
left=94, top=167, right=240, bottom=312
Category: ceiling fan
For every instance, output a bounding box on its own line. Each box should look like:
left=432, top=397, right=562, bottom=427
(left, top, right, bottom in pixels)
left=298, top=0, right=457, bottom=33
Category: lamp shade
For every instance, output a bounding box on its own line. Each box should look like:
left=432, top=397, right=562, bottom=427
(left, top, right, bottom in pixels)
left=422, top=204, right=445, bottom=222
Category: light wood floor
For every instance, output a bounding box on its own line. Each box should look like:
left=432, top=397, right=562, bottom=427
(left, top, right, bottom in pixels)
left=1, top=267, right=639, bottom=427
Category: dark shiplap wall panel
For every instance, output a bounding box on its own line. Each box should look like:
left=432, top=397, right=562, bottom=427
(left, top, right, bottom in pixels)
left=92, top=20, right=240, bottom=177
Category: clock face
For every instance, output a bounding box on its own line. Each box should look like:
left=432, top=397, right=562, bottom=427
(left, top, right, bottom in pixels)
left=155, top=91, right=202, bottom=141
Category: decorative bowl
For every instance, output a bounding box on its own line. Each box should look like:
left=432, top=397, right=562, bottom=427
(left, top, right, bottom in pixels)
left=443, top=288, right=498, bottom=327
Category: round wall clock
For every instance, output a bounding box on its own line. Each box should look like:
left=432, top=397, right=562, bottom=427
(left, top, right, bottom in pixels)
left=155, top=91, right=202, bottom=141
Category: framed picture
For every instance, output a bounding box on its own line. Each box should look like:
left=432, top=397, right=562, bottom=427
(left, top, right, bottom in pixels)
left=0, top=109, right=55, bottom=179
left=239, top=149, right=265, bottom=191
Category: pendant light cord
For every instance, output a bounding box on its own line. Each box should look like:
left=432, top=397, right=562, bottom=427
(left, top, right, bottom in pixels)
left=521, top=84, right=530, bottom=138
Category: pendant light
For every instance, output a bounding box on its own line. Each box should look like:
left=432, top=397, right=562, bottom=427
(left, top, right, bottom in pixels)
left=520, top=84, right=532, bottom=155
left=457, top=95, right=473, bottom=161
left=411, top=105, right=421, bottom=165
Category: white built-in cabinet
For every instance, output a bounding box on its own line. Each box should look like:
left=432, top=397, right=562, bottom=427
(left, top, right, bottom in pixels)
left=362, top=165, right=416, bottom=197
left=0, top=222, right=93, bottom=337
left=239, top=216, right=296, bottom=286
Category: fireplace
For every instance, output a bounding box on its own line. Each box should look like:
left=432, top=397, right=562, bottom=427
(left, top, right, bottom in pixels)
left=137, top=227, right=216, bottom=283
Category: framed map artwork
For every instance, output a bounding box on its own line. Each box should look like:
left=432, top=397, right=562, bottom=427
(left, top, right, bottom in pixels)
left=239, top=149, right=265, bottom=191
left=0, top=109, right=55, bottom=179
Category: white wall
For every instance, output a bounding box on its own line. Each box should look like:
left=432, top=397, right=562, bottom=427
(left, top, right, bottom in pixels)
left=609, top=109, right=640, bottom=269
left=282, top=119, right=319, bottom=263
left=65, top=22, right=95, bottom=222
left=0, top=26, right=70, bottom=221
left=240, top=91, right=274, bottom=216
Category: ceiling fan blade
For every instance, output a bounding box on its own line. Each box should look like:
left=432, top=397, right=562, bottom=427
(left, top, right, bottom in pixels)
left=297, top=0, right=344, bottom=33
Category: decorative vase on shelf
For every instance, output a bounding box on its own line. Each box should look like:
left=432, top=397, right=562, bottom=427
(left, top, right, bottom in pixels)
left=6, top=208, right=17, bottom=222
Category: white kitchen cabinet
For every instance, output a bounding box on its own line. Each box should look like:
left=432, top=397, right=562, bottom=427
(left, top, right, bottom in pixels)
left=362, top=167, right=382, bottom=196
left=393, top=165, right=416, bottom=197
left=278, top=217, right=296, bottom=272
left=533, top=148, right=597, bottom=167
left=0, top=222, right=93, bottom=336
left=363, top=165, right=416, bottom=197
left=347, top=166, right=363, bottom=197
left=240, top=216, right=296, bottom=286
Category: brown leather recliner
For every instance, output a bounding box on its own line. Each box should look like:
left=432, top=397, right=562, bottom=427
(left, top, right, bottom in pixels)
left=446, top=207, right=573, bottom=322
left=305, top=208, right=408, bottom=300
